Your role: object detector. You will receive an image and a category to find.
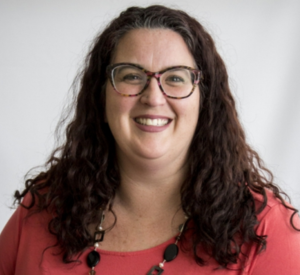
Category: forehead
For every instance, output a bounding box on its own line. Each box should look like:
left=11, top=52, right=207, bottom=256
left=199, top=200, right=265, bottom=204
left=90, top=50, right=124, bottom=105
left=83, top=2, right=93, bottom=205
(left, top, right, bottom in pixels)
left=112, top=28, right=196, bottom=71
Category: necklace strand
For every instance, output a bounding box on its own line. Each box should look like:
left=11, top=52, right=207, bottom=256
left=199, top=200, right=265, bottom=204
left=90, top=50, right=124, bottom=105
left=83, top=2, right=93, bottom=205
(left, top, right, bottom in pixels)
left=86, top=211, right=187, bottom=275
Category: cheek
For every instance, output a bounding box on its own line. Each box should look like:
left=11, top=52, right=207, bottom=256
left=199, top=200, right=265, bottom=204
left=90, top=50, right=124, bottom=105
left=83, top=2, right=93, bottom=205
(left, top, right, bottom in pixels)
left=190, top=89, right=200, bottom=120
left=105, top=89, right=119, bottom=126
left=177, top=92, right=200, bottom=124
left=105, top=90, right=135, bottom=126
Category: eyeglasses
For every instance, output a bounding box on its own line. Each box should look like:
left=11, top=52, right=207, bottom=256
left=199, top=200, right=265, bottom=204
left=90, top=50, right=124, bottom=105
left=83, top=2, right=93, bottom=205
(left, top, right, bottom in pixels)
left=106, top=63, right=202, bottom=99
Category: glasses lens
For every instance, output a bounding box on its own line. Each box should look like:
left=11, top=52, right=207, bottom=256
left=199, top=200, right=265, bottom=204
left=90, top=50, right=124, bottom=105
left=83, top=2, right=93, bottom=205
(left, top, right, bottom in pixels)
left=112, top=65, right=147, bottom=95
left=161, top=68, right=195, bottom=97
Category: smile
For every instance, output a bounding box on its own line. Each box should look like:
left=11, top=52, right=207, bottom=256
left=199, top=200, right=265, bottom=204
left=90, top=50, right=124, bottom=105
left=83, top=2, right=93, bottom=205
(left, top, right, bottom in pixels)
left=134, top=118, right=169, bottom=126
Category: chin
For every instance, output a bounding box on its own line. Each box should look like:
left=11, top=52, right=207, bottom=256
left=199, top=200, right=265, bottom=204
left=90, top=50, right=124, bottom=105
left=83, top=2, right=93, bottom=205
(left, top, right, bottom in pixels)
left=135, top=149, right=168, bottom=161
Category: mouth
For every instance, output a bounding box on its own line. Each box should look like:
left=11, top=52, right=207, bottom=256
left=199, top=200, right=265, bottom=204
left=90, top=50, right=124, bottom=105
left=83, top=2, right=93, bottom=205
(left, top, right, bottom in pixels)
left=134, top=117, right=171, bottom=126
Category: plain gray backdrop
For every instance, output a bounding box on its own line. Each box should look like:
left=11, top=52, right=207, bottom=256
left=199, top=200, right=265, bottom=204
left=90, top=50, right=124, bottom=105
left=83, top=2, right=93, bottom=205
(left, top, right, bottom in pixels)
left=1, top=0, right=300, bottom=231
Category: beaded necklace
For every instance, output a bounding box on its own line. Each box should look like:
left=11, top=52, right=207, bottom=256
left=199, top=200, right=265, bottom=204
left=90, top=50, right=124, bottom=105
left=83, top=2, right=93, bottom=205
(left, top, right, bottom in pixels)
left=86, top=210, right=187, bottom=275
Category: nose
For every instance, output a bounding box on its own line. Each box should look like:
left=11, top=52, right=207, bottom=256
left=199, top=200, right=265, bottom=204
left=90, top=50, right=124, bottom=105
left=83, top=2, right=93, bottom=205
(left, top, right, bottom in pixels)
left=139, top=77, right=167, bottom=106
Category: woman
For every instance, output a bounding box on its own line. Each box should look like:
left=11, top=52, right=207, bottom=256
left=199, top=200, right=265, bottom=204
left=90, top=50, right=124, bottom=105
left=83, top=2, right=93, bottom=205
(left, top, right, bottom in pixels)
left=0, top=5, right=300, bottom=275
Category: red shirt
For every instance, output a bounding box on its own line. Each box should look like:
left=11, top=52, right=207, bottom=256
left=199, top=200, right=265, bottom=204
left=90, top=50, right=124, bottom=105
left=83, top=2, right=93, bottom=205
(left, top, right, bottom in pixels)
left=1, top=190, right=300, bottom=275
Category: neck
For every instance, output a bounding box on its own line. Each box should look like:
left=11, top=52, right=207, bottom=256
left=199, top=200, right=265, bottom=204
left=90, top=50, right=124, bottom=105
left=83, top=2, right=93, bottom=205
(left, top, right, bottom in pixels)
left=115, top=176, right=183, bottom=222
left=114, top=151, right=188, bottom=219
left=109, top=149, right=188, bottom=236
left=94, top=153, right=188, bottom=252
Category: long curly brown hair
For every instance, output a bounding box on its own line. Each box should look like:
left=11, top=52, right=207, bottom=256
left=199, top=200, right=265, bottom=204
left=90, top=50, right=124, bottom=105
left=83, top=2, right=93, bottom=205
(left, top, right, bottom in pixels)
left=15, top=5, right=299, bottom=268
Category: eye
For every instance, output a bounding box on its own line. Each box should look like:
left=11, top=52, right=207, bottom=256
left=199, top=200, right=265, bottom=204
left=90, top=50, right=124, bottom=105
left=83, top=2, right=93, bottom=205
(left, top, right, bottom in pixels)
left=123, top=74, right=143, bottom=81
left=164, top=74, right=187, bottom=87
left=113, top=65, right=145, bottom=85
left=163, top=69, right=190, bottom=86
left=166, top=75, right=184, bottom=83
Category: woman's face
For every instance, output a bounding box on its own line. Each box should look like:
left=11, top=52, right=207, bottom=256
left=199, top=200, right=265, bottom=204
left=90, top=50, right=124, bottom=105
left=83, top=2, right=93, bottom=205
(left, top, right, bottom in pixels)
left=105, top=28, right=200, bottom=167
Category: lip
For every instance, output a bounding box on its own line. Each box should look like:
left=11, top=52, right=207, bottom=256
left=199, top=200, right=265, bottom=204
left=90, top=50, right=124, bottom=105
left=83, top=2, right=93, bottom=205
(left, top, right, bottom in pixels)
left=134, top=114, right=171, bottom=120
left=133, top=114, right=172, bottom=132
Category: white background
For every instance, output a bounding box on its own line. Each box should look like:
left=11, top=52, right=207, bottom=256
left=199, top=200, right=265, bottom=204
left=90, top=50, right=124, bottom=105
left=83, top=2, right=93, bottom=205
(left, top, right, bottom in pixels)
left=1, top=0, right=299, bottom=231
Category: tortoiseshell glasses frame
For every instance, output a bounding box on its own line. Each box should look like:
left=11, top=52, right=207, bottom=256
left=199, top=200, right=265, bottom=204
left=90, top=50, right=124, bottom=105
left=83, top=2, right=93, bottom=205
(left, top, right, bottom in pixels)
left=106, top=63, right=202, bottom=99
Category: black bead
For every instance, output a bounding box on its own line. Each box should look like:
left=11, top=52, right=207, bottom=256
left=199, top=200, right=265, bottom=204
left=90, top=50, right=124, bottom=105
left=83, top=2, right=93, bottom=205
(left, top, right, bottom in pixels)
left=87, top=250, right=100, bottom=268
left=164, top=243, right=178, bottom=262
left=147, top=265, right=164, bottom=275
left=94, top=230, right=105, bottom=242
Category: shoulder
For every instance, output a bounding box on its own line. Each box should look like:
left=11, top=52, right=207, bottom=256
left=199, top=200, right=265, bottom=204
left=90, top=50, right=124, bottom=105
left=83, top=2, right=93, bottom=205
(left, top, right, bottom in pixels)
left=251, top=188, right=300, bottom=229
left=0, top=192, right=55, bottom=275
left=251, top=187, right=285, bottom=208
left=246, top=188, right=300, bottom=274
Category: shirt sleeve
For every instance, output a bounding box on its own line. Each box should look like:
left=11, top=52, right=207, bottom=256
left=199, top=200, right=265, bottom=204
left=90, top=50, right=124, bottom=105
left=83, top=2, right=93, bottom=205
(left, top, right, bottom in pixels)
left=0, top=205, right=24, bottom=275
left=248, top=202, right=300, bottom=275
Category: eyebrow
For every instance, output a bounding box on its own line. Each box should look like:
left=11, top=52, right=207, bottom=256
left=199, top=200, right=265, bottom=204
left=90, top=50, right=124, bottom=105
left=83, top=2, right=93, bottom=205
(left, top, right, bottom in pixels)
left=114, top=64, right=140, bottom=73
left=111, top=62, right=199, bottom=72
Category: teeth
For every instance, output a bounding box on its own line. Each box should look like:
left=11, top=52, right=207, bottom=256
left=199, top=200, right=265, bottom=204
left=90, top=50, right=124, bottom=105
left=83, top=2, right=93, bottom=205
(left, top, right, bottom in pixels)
left=135, top=118, right=169, bottom=126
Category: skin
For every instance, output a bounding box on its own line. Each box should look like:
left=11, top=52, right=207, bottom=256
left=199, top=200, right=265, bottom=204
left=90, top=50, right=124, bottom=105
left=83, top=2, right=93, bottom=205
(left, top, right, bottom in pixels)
left=102, top=28, right=200, bottom=251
